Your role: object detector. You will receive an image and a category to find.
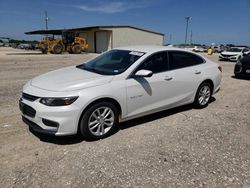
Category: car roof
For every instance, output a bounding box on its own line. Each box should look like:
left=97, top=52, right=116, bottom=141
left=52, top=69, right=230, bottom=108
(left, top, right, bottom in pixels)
left=114, top=45, right=187, bottom=53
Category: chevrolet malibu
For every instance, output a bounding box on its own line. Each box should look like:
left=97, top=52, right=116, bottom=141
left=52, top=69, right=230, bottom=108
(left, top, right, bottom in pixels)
left=20, top=46, right=222, bottom=140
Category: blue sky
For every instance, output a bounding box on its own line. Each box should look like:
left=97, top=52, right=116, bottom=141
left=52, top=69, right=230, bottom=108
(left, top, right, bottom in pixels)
left=0, top=0, right=249, bottom=45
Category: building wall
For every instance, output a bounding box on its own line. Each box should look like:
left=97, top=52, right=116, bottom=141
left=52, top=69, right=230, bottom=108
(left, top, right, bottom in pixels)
left=95, top=31, right=112, bottom=53
left=110, top=27, right=164, bottom=48
left=79, top=27, right=164, bottom=53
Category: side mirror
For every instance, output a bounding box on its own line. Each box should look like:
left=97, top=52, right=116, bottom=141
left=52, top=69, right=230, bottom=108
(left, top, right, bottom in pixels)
left=134, top=69, right=153, bottom=78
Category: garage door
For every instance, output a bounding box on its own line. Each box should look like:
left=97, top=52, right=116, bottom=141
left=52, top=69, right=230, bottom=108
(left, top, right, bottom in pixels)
left=96, top=31, right=109, bottom=53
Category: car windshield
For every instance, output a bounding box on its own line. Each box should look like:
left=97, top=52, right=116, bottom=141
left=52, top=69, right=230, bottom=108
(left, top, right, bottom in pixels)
left=227, top=48, right=242, bottom=52
left=77, top=50, right=145, bottom=75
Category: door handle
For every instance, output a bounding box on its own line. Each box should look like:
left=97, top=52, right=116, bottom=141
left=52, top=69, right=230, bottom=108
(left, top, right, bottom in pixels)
left=164, top=76, right=173, bottom=81
left=195, top=70, right=201, bottom=74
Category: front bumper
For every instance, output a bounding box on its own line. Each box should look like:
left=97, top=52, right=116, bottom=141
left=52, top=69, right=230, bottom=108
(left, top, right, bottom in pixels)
left=19, top=97, right=82, bottom=136
left=219, top=55, right=239, bottom=61
left=234, top=64, right=250, bottom=77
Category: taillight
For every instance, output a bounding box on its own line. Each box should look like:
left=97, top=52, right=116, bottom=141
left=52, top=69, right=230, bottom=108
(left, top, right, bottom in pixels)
left=218, top=66, right=222, bottom=72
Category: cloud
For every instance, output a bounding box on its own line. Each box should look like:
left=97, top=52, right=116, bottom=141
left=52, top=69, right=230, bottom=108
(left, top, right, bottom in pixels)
left=77, top=1, right=150, bottom=14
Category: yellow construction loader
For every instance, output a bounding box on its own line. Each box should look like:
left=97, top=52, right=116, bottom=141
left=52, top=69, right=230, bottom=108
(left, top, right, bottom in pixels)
left=38, top=32, right=88, bottom=54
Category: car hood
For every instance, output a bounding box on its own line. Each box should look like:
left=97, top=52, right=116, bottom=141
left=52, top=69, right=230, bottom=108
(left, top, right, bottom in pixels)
left=31, top=66, right=113, bottom=92
left=221, top=51, right=241, bottom=56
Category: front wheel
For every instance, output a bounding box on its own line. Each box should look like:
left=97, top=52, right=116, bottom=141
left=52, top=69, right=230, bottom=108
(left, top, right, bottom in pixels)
left=79, top=102, right=118, bottom=140
left=194, top=82, right=212, bottom=108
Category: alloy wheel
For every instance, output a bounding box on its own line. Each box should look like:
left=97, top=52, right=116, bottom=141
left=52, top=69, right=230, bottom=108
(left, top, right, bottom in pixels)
left=88, top=107, right=115, bottom=136
left=198, top=85, right=211, bottom=106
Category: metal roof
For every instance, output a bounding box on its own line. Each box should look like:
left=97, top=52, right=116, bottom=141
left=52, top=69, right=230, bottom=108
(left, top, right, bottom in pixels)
left=25, top=25, right=164, bottom=36
left=25, top=29, right=63, bottom=35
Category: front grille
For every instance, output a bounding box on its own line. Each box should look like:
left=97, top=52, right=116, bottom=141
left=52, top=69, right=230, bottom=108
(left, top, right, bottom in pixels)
left=19, top=102, right=36, bottom=118
left=22, top=93, right=39, bottom=101
left=22, top=116, right=42, bottom=130
left=222, top=54, right=234, bottom=58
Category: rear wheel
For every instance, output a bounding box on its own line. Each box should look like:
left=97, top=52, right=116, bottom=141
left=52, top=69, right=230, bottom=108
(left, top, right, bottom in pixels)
left=72, top=44, right=82, bottom=54
left=52, top=44, right=63, bottom=54
left=194, top=82, right=212, bottom=108
left=79, top=102, right=118, bottom=140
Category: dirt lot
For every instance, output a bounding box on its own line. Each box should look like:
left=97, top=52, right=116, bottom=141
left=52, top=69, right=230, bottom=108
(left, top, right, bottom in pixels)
left=0, top=47, right=249, bottom=188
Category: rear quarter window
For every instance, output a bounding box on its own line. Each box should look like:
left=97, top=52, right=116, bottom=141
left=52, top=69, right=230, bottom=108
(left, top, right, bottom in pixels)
left=168, top=51, right=204, bottom=70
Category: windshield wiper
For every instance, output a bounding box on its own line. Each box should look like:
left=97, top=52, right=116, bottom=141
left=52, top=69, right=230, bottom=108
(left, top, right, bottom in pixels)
left=76, top=64, right=104, bottom=75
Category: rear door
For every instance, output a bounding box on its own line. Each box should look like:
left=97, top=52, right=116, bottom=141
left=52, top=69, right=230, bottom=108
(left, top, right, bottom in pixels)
left=166, top=51, right=205, bottom=105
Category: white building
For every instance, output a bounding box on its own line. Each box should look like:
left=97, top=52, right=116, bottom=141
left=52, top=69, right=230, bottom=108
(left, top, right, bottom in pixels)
left=74, top=25, right=164, bottom=53
left=26, top=25, right=165, bottom=53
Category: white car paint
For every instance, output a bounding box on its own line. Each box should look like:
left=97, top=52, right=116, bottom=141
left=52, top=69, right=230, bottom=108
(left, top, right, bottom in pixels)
left=20, top=46, right=222, bottom=136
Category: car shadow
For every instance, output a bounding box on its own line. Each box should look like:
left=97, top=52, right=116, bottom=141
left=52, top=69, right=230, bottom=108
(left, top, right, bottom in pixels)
left=6, top=52, right=44, bottom=55
left=30, top=97, right=216, bottom=145
left=29, top=129, right=85, bottom=145
left=231, top=75, right=250, bottom=81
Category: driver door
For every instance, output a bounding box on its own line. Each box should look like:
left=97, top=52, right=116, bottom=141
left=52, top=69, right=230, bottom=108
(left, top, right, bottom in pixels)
left=125, top=51, right=174, bottom=118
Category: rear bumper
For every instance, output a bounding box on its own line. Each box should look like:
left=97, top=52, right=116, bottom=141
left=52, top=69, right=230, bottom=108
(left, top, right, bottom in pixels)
left=213, top=86, right=220, bottom=95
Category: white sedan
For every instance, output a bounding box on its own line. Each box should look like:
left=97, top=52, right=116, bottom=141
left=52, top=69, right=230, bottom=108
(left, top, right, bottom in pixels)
left=20, top=46, right=222, bottom=140
left=219, top=47, right=250, bottom=61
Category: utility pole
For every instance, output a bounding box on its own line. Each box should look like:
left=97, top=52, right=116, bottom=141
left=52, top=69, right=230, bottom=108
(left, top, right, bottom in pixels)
left=45, top=11, right=49, bottom=39
left=184, top=16, right=192, bottom=45
left=190, top=30, right=193, bottom=44
left=45, top=11, right=48, bottom=30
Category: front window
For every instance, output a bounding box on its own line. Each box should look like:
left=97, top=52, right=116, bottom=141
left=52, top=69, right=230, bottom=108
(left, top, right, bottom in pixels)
left=136, top=52, right=168, bottom=73
left=77, top=50, right=145, bottom=75
left=227, top=48, right=242, bottom=52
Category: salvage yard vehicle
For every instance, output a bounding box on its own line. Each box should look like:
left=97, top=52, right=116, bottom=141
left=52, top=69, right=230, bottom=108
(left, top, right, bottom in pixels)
left=19, top=46, right=222, bottom=140
left=39, top=31, right=88, bottom=54
left=219, top=47, right=250, bottom=61
left=234, top=52, right=250, bottom=78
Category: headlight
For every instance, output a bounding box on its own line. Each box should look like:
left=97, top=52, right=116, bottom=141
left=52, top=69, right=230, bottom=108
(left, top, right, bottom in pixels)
left=40, top=96, right=78, bottom=106
left=236, top=60, right=242, bottom=66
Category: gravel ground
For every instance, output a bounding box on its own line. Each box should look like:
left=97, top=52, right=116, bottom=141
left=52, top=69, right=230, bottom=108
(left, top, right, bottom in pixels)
left=0, top=47, right=249, bottom=188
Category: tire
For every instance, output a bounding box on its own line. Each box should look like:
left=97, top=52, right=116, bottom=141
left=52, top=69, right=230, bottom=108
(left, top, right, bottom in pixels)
left=72, top=44, right=82, bottom=54
left=79, top=102, right=119, bottom=140
left=194, top=82, right=212, bottom=108
left=52, top=44, right=63, bottom=54
left=41, top=48, right=48, bottom=54
left=41, top=45, right=48, bottom=54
